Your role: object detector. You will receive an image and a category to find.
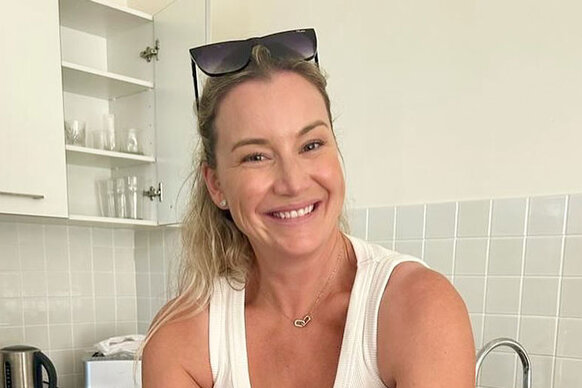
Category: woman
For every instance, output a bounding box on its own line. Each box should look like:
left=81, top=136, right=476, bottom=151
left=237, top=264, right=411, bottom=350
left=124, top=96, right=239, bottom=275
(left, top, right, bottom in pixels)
left=142, top=29, right=475, bottom=387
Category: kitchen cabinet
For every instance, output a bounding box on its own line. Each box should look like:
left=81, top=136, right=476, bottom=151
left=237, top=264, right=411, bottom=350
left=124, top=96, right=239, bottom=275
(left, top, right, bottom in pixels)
left=0, top=0, right=206, bottom=226
left=0, top=0, right=69, bottom=218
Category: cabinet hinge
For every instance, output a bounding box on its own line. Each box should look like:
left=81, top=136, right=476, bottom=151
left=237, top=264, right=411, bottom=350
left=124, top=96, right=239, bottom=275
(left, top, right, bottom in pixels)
left=140, top=39, right=160, bottom=62
left=143, top=182, right=163, bottom=202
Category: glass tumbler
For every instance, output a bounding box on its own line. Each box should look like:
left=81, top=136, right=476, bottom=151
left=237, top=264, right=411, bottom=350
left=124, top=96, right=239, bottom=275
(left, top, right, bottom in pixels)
left=96, top=179, right=115, bottom=217
left=115, top=177, right=127, bottom=218
left=125, top=176, right=142, bottom=219
left=64, top=120, right=86, bottom=146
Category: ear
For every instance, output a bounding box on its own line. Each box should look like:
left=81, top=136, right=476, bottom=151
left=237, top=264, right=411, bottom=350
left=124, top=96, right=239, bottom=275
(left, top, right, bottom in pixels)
left=202, top=163, right=225, bottom=207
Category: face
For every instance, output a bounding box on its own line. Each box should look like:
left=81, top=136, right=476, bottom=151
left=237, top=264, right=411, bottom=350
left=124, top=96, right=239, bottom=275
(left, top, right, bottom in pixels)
left=203, top=71, right=345, bottom=258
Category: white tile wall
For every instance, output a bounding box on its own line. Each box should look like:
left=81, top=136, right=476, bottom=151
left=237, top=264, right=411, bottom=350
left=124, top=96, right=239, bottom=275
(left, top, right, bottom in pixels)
left=360, top=193, right=582, bottom=388
left=0, top=223, right=137, bottom=388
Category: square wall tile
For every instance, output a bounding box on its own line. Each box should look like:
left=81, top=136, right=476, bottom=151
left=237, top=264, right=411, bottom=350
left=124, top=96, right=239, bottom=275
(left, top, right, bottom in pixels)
left=458, top=200, right=490, bottom=238
left=18, top=224, right=44, bottom=245
left=116, top=297, right=137, bottom=321
left=556, top=318, right=582, bottom=358
left=563, top=236, right=582, bottom=276
left=72, top=322, right=96, bottom=349
left=525, top=355, right=554, bottom=388
left=483, top=315, right=518, bottom=343
left=527, top=195, right=566, bottom=236
left=347, top=208, right=367, bottom=239
left=135, top=247, right=150, bottom=274
left=116, top=271, right=136, bottom=296
left=453, top=276, right=485, bottom=313
left=72, top=297, right=95, bottom=323
left=469, top=313, right=483, bottom=348
left=68, top=226, right=90, bottom=246
left=92, top=228, right=113, bottom=247
left=69, top=241, right=92, bottom=271
left=49, top=324, right=73, bottom=349
left=116, top=321, right=137, bottom=336
left=425, top=202, right=456, bottom=238
left=113, top=229, right=134, bottom=248
left=454, top=238, right=488, bottom=275
left=524, top=236, right=563, bottom=275
left=21, top=272, right=46, bottom=297
left=46, top=271, right=70, bottom=297
left=70, top=272, right=93, bottom=297
left=45, top=244, right=69, bottom=271
left=19, top=244, right=45, bottom=271
left=554, top=358, right=582, bottom=388
left=24, top=325, right=50, bottom=350
left=0, top=298, right=23, bottom=326
left=114, top=247, right=135, bottom=272
left=92, top=247, right=114, bottom=272
left=566, top=194, right=582, bottom=235
left=0, top=327, right=24, bottom=347
left=491, top=198, right=527, bottom=237
left=135, top=230, right=148, bottom=248
left=0, top=272, right=22, bottom=297
left=367, top=206, right=394, bottom=241
left=93, top=272, right=115, bottom=297
left=48, top=297, right=71, bottom=324
left=486, top=277, right=521, bottom=314
left=394, top=240, right=423, bottom=258
left=44, top=225, right=67, bottom=250
left=488, top=238, right=523, bottom=276
left=560, top=278, right=582, bottom=318
left=423, top=239, right=454, bottom=275
left=478, top=351, right=516, bottom=388
left=0, top=245, right=19, bottom=271
left=395, top=205, right=424, bottom=239
left=22, top=297, right=48, bottom=325
left=0, top=222, right=18, bottom=246
left=521, top=277, right=559, bottom=316
left=94, top=297, right=116, bottom=322
left=518, top=316, right=556, bottom=356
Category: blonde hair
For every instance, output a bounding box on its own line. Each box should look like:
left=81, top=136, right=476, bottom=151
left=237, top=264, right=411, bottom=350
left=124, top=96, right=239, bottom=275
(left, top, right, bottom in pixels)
left=142, top=45, right=346, bottom=351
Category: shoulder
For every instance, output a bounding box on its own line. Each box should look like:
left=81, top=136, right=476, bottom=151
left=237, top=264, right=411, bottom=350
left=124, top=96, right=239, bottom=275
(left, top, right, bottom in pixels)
left=142, top=301, right=212, bottom=388
left=377, top=262, right=475, bottom=388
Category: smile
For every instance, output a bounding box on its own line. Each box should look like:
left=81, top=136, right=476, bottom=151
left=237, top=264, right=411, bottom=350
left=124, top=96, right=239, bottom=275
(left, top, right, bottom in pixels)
left=271, top=203, right=317, bottom=219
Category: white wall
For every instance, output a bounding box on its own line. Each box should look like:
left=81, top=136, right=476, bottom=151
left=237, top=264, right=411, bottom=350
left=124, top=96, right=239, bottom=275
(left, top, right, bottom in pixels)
left=208, top=0, right=582, bottom=208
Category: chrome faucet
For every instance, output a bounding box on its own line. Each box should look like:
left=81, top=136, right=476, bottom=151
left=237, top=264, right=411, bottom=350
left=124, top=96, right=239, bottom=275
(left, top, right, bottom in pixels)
left=475, top=337, right=532, bottom=388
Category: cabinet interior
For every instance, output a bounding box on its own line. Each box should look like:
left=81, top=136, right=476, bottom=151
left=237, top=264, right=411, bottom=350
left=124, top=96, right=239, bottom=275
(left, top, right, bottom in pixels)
left=60, top=0, right=158, bottom=223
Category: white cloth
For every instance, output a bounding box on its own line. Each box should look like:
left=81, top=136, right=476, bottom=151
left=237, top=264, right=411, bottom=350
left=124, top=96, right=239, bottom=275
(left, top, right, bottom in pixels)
left=95, top=335, right=145, bottom=356
left=208, top=235, right=429, bottom=387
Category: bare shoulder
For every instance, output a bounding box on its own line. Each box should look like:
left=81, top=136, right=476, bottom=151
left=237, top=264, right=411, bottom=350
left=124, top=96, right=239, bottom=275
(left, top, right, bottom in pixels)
left=142, top=303, right=212, bottom=388
left=377, top=261, right=475, bottom=388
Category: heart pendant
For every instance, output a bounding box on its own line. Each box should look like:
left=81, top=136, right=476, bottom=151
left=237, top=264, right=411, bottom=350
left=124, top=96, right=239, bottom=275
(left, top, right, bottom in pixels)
left=293, top=315, right=312, bottom=328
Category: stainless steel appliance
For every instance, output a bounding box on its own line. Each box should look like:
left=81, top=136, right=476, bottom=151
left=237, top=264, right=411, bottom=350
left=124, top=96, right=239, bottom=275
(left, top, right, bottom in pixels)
left=0, top=345, right=57, bottom=388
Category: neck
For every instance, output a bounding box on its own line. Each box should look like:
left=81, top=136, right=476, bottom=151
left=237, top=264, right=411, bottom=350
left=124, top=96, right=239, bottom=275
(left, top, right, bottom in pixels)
left=246, top=230, right=349, bottom=319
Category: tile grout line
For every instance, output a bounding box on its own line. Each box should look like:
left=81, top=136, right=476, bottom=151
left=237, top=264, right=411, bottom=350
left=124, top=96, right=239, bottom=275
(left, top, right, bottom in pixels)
left=514, top=197, right=530, bottom=388
left=550, top=195, right=569, bottom=387
left=478, top=199, right=493, bottom=357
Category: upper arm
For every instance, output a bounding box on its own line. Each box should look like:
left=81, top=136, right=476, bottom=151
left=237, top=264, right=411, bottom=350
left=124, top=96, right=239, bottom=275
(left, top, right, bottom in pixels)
left=377, top=262, right=475, bottom=388
left=142, top=308, right=212, bottom=388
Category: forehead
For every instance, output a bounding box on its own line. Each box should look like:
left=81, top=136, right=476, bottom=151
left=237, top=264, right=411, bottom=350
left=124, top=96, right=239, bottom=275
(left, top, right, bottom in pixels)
left=214, top=71, right=329, bottom=144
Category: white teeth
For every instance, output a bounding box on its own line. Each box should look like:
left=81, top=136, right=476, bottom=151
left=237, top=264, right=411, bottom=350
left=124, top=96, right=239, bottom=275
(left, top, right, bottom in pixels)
left=273, top=204, right=315, bottom=219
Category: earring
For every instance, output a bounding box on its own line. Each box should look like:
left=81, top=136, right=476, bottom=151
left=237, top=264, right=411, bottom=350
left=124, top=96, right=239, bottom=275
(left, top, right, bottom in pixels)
left=219, top=199, right=227, bottom=208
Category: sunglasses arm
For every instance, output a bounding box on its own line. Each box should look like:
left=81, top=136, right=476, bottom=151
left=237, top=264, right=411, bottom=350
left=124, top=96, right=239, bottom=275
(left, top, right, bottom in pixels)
left=190, top=59, right=200, bottom=111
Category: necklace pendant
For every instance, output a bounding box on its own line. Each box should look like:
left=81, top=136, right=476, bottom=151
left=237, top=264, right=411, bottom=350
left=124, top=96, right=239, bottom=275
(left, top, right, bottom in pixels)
left=293, top=315, right=312, bottom=328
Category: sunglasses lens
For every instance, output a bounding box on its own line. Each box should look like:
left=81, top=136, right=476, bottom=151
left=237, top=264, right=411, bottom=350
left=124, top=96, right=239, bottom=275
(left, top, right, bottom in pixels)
left=192, top=41, right=251, bottom=75
left=261, top=30, right=316, bottom=60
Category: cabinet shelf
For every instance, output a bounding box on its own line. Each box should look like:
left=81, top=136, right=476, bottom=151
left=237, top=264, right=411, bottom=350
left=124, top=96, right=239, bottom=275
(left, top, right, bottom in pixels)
left=68, top=214, right=157, bottom=227
left=59, top=0, right=152, bottom=38
left=65, top=145, right=155, bottom=168
left=62, top=61, right=153, bottom=99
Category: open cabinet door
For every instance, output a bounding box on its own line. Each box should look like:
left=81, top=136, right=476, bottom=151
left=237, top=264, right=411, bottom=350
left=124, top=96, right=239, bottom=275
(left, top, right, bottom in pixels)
left=153, top=0, right=206, bottom=225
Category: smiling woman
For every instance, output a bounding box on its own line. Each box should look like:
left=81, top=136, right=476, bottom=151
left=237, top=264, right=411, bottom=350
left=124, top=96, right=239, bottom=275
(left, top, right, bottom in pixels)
left=141, top=30, right=475, bottom=388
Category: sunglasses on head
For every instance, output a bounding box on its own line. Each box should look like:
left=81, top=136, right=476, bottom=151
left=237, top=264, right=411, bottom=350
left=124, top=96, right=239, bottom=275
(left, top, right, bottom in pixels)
left=189, top=28, right=319, bottom=110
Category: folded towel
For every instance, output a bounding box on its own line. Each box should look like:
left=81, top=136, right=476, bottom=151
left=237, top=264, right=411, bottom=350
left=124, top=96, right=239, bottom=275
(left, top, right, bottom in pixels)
left=95, top=335, right=145, bottom=356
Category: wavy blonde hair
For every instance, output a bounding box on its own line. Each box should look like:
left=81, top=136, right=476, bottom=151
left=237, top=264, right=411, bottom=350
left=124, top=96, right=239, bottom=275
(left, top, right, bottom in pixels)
left=142, top=45, right=347, bottom=351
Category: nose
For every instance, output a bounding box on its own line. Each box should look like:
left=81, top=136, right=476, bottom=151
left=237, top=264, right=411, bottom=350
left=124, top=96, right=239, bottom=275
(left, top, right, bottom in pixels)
left=272, top=157, right=309, bottom=196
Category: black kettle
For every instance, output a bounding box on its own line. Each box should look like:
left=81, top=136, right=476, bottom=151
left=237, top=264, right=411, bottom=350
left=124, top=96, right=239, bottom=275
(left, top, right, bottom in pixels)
left=0, top=345, right=57, bottom=388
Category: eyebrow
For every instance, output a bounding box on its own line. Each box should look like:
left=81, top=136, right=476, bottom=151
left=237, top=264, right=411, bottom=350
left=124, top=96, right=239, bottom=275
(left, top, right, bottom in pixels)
left=230, top=120, right=329, bottom=152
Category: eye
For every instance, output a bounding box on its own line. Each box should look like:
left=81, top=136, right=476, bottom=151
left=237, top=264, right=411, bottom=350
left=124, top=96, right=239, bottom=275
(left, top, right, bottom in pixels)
left=242, top=152, right=267, bottom=163
left=302, top=140, right=325, bottom=153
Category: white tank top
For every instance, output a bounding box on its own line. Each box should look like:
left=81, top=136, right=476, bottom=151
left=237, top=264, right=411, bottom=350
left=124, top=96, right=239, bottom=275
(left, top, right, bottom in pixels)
left=208, top=235, right=428, bottom=387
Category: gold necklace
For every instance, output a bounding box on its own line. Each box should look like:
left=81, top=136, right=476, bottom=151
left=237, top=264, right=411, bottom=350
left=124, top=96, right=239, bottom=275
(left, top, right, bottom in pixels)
left=262, top=236, right=346, bottom=328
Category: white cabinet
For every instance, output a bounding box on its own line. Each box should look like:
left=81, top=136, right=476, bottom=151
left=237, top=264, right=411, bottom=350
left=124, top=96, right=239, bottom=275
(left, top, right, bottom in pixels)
left=0, top=0, right=68, bottom=218
left=59, top=0, right=204, bottom=226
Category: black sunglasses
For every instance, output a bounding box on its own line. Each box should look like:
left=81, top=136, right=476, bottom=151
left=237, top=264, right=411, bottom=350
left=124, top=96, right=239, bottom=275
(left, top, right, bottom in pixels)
left=189, top=28, right=319, bottom=110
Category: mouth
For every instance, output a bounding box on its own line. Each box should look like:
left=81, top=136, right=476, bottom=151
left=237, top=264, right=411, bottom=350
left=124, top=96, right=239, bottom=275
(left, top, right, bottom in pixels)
left=268, top=202, right=319, bottom=220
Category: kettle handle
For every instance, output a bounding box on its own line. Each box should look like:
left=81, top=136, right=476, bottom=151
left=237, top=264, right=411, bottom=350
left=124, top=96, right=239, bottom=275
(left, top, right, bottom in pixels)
left=35, top=352, right=57, bottom=388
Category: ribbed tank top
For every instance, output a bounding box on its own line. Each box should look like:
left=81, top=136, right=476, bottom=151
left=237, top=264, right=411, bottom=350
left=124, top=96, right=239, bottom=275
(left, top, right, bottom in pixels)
left=208, top=235, right=428, bottom=387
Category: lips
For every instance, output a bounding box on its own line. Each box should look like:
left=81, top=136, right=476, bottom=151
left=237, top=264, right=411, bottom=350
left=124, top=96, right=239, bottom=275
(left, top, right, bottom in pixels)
left=268, top=202, right=319, bottom=220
